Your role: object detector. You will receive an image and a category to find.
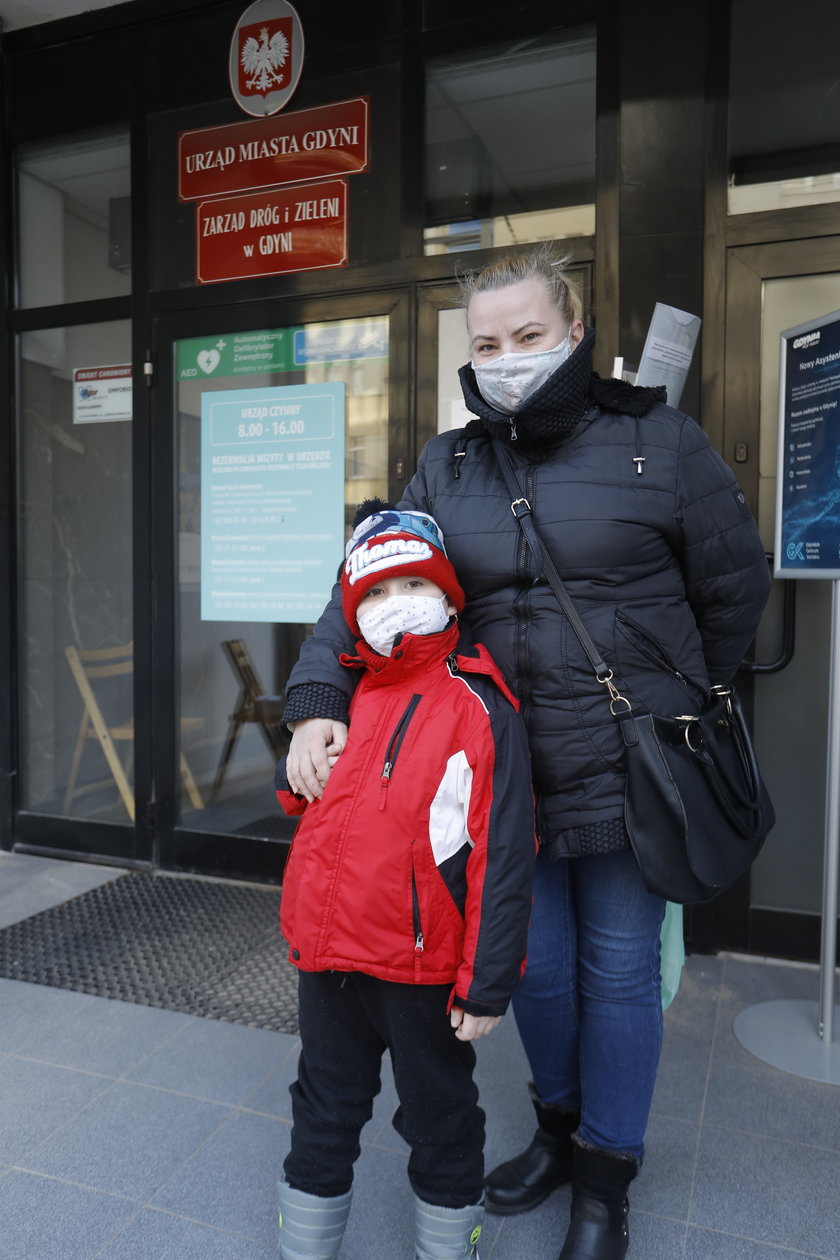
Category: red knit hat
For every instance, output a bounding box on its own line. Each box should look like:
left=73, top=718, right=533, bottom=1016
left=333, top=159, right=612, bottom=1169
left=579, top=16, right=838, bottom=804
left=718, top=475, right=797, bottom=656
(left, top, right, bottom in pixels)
left=341, top=500, right=465, bottom=635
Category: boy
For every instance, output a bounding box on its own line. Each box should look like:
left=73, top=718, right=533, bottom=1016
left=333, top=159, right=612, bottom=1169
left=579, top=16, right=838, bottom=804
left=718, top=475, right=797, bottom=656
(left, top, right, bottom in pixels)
left=275, top=500, right=535, bottom=1260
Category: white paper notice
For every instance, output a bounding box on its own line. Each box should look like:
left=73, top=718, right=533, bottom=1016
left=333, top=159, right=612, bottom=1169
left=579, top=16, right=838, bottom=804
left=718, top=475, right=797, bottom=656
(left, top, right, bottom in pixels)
left=634, top=305, right=701, bottom=408
left=73, top=365, right=132, bottom=424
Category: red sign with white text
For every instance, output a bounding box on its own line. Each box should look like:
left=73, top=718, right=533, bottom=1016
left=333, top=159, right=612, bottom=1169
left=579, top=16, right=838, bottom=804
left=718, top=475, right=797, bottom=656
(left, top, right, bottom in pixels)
left=196, top=179, right=347, bottom=285
left=179, top=97, right=369, bottom=201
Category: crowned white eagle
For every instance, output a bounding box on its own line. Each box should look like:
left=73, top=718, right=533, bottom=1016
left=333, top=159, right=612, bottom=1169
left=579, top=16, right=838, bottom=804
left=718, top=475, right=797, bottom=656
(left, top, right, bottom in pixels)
left=241, top=26, right=289, bottom=93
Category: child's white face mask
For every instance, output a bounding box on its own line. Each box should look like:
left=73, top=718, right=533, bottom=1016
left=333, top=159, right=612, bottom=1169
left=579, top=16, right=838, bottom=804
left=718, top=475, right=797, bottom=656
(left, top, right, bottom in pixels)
left=357, top=593, right=451, bottom=656
left=473, top=332, right=575, bottom=414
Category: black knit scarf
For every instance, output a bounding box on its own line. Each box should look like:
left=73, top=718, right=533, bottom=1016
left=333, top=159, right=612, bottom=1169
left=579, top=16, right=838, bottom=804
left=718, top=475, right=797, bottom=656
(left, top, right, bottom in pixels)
left=458, top=329, right=666, bottom=460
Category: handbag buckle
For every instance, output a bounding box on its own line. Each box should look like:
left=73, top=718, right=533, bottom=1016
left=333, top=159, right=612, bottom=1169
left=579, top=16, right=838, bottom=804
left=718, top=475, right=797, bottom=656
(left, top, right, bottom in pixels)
left=510, top=497, right=531, bottom=518
left=601, top=669, right=632, bottom=715
left=710, top=683, right=733, bottom=717
left=677, top=717, right=703, bottom=751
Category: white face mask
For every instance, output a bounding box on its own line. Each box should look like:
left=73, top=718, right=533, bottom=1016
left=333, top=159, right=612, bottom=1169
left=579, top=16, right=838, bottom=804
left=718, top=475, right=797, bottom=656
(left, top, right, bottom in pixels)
left=473, top=332, right=575, bottom=413
left=357, top=593, right=451, bottom=656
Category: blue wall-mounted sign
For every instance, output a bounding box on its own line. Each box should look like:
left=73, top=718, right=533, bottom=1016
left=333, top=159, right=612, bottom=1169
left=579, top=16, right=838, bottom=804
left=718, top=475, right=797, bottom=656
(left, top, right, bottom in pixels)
left=775, top=308, right=840, bottom=578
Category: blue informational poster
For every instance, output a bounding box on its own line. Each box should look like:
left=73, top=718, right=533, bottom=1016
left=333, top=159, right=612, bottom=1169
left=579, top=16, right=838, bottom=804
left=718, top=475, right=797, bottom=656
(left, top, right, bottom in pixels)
left=775, top=309, right=840, bottom=578
left=200, top=383, right=345, bottom=621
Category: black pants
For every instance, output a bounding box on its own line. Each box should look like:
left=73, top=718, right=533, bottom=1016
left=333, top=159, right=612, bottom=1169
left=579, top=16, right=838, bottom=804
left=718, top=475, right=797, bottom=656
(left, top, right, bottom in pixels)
left=284, top=971, right=485, bottom=1208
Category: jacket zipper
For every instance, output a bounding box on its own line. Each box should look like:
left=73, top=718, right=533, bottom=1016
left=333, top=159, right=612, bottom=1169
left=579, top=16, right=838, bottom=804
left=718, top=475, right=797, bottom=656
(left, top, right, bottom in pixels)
left=615, top=611, right=705, bottom=699
left=514, top=465, right=536, bottom=686
left=411, top=851, right=424, bottom=979
left=412, top=865, right=424, bottom=953
left=380, top=694, right=422, bottom=810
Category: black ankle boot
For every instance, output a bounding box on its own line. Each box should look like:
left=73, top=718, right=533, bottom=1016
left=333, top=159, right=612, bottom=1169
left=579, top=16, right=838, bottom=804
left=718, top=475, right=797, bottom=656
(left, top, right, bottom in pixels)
left=558, top=1141, right=638, bottom=1259
left=484, top=1084, right=579, bottom=1216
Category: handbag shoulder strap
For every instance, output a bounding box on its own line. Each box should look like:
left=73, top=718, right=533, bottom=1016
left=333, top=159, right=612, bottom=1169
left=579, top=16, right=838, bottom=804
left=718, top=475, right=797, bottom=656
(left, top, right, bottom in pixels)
left=491, top=439, right=618, bottom=694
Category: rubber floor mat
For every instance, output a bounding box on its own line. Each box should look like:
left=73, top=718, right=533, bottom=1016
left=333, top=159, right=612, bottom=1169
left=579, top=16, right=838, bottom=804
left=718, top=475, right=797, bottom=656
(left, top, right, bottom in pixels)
left=0, top=871, right=300, bottom=1033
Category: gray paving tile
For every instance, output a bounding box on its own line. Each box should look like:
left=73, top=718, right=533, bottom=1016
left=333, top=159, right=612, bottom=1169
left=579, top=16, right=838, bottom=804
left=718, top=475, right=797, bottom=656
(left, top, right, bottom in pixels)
left=676, top=953, right=726, bottom=993
left=124, top=1014, right=287, bottom=1104
left=98, top=1208, right=275, bottom=1259
left=337, top=1140, right=449, bottom=1260
left=0, top=1170, right=136, bottom=1259
left=474, top=1012, right=543, bottom=1176
left=19, top=1081, right=229, bottom=1200
left=0, top=1057, right=112, bottom=1163
left=3, top=859, right=839, bottom=1260
left=150, top=1109, right=289, bottom=1248
left=720, top=956, right=818, bottom=1008
left=620, top=1210, right=689, bottom=1260
left=481, top=1187, right=571, bottom=1259
left=652, top=958, right=722, bottom=1122
left=21, top=994, right=193, bottom=1076
left=692, top=1126, right=840, bottom=1257
left=704, top=1008, right=840, bottom=1152
left=479, top=1078, right=542, bottom=1182
left=473, top=1008, right=532, bottom=1086
left=0, top=979, right=97, bottom=1053
left=635, top=1113, right=698, bottom=1222
left=685, top=1226, right=832, bottom=1258
left=241, top=1035, right=300, bottom=1119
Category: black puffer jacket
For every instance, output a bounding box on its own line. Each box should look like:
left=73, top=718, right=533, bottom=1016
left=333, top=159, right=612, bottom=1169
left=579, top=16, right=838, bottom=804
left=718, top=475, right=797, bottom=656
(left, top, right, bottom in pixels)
left=284, top=332, right=771, bottom=857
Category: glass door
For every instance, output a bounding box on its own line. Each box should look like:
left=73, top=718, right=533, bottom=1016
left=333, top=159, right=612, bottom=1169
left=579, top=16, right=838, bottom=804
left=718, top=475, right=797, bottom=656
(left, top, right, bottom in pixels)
left=717, top=236, right=840, bottom=959
left=158, top=294, right=409, bottom=880
left=16, top=318, right=138, bottom=857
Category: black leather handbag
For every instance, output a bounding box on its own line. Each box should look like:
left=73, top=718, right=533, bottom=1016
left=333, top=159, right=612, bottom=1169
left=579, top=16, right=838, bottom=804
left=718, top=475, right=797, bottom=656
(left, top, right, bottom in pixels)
left=492, top=441, right=775, bottom=904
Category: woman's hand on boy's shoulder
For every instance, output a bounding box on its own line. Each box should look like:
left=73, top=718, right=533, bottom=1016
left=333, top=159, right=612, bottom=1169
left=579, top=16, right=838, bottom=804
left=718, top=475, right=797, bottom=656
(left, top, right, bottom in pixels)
left=450, top=1008, right=501, bottom=1041
left=286, top=718, right=348, bottom=801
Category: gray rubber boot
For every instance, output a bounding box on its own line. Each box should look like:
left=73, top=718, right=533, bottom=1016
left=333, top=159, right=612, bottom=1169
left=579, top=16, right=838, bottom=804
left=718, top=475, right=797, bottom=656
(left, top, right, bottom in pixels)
left=277, top=1180, right=352, bottom=1259
left=414, top=1196, right=484, bottom=1259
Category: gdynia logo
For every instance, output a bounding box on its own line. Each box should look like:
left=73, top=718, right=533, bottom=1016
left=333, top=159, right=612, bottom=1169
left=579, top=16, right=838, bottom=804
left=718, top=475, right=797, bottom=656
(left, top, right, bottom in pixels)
left=792, top=331, right=820, bottom=350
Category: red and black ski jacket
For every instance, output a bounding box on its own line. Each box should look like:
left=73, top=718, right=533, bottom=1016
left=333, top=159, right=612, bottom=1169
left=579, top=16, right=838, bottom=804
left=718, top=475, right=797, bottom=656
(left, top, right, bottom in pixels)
left=276, top=621, right=536, bottom=1017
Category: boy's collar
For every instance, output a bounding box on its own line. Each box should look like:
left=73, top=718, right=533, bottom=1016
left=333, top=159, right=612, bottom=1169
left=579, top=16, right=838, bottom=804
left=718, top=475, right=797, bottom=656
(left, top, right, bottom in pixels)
left=349, top=620, right=460, bottom=676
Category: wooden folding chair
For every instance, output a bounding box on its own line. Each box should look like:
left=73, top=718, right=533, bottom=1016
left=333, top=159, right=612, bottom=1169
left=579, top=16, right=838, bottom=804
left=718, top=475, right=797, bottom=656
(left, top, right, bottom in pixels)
left=63, top=642, right=204, bottom=820
left=210, top=639, right=287, bottom=799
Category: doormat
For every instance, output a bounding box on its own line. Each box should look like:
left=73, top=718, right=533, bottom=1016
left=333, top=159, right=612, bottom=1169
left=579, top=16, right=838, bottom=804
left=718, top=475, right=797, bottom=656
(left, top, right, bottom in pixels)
left=0, top=871, right=300, bottom=1034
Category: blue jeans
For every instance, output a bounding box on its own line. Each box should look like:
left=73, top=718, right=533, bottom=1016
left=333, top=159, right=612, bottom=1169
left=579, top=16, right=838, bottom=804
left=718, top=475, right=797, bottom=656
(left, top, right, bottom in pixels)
left=511, top=848, right=666, bottom=1160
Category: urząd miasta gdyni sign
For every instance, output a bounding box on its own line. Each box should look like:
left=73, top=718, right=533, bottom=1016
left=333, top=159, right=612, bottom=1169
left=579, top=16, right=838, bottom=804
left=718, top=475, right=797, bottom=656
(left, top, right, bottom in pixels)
left=229, top=0, right=305, bottom=118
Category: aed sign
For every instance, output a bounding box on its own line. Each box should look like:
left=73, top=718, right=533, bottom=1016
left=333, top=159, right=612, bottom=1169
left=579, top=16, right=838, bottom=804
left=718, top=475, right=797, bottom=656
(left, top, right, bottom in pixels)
left=178, top=97, right=369, bottom=201
left=196, top=179, right=347, bottom=284
left=230, top=0, right=304, bottom=117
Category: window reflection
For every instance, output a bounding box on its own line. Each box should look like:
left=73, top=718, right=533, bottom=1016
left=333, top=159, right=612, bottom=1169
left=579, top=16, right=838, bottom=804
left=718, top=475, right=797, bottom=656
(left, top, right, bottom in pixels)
left=18, top=321, right=133, bottom=819
left=728, top=0, right=840, bottom=214
left=17, top=126, right=131, bottom=308
left=424, top=28, right=596, bottom=254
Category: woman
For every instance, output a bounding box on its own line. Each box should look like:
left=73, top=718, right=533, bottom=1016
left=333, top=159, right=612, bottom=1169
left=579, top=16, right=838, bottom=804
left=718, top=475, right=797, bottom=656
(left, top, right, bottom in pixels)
left=283, top=246, right=770, bottom=1259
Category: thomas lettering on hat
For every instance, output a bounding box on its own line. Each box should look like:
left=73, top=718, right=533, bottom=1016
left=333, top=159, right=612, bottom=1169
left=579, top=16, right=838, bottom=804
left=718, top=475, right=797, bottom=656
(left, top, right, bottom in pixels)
left=344, top=538, right=433, bottom=585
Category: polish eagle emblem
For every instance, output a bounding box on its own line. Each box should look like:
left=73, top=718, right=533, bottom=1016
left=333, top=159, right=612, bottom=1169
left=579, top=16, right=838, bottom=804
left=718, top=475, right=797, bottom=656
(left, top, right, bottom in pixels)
left=241, top=25, right=290, bottom=93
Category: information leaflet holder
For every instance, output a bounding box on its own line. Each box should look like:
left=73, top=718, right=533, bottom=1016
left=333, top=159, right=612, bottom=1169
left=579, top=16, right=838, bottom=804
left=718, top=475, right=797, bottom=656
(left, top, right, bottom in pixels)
left=735, top=306, right=840, bottom=1082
